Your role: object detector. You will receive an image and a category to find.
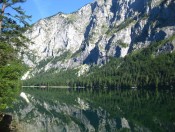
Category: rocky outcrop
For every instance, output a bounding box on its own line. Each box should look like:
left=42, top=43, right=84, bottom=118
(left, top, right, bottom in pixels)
left=22, top=0, right=175, bottom=78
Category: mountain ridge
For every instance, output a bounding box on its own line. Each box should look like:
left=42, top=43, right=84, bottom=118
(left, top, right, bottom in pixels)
left=22, top=0, right=175, bottom=80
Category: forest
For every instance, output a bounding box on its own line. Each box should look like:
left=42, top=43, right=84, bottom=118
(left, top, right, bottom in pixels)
left=24, top=34, right=175, bottom=91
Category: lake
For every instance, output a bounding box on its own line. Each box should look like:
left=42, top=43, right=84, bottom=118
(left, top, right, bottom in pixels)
left=5, top=87, right=175, bottom=132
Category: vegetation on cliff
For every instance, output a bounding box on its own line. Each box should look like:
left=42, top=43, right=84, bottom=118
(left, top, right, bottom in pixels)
left=24, top=34, right=175, bottom=91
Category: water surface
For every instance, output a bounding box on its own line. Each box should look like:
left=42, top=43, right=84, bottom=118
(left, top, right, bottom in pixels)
left=6, top=88, right=175, bottom=132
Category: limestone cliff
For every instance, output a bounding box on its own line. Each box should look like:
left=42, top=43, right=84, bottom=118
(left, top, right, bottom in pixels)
left=22, top=0, right=175, bottom=78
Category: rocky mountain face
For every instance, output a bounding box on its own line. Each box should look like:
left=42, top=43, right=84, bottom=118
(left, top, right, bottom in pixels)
left=22, top=0, right=175, bottom=78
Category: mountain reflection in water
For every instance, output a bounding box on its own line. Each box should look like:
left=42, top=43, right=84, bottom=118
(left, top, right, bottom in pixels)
left=5, top=88, right=175, bottom=132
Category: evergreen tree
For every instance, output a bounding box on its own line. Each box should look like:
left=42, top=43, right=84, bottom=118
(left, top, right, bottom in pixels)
left=0, top=0, right=30, bottom=110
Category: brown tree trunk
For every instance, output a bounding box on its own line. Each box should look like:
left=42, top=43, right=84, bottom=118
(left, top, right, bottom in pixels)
left=0, top=2, right=6, bottom=35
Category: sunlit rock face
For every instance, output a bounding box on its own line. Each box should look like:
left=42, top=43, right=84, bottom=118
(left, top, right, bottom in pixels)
left=22, top=0, right=175, bottom=77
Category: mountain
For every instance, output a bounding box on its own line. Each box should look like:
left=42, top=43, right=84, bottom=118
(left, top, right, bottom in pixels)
left=22, top=0, right=175, bottom=80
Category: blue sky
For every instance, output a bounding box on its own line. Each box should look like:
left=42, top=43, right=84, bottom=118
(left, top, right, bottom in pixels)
left=8, top=0, right=94, bottom=24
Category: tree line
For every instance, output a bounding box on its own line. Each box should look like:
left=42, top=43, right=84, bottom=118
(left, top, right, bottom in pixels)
left=24, top=35, right=175, bottom=91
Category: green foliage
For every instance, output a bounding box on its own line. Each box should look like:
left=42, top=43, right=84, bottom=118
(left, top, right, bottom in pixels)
left=117, top=40, right=128, bottom=48
left=36, top=51, right=73, bottom=69
left=0, top=0, right=31, bottom=48
left=0, top=42, right=14, bottom=65
left=23, top=34, right=175, bottom=92
left=73, top=34, right=175, bottom=90
left=51, top=51, right=72, bottom=64
left=36, top=57, right=53, bottom=69
left=66, top=14, right=77, bottom=24
left=71, top=49, right=81, bottom=58
left=106, top=18, right=135, bottom=36
left=0, top=43, right=25, bottom=110
left=23, top=68, right=78, bottom=86
left=0, top=0, right=30, bottom=110
left=24, top=51, right=36, bottom=64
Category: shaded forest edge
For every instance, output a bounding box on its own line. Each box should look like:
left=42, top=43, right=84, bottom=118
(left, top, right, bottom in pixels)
left=23, top=34, right=175, bottom=91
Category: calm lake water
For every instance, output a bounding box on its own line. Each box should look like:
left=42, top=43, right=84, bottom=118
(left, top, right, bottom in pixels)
left=5, top=88, right=175, bottom=132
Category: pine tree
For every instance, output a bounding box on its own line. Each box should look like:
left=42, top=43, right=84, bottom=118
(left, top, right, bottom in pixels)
left=0, top=0, right=31, bottom=47
left=0, top=0, right=30, bottom=110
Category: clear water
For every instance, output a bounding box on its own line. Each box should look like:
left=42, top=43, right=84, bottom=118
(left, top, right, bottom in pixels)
left=5, top=88, right=175, bottom=132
